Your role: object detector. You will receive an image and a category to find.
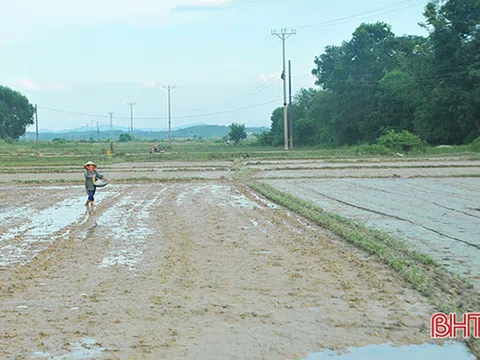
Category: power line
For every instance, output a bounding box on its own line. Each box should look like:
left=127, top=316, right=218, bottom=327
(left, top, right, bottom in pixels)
left=182, top=73, right=280, bottom=113
left=293, top=0, right=425, bottom=29
left=37, top=106, right=114, bottom=119
left=221, top=75, right=279, bottom=106
left=37, top=69, right=472, bottom=125
left=173, top=99, right=282, bottom=119
left=32, top=2, right=426, bottom=123
left=176, top=35, right=274, bottom=90
left=37, top=99, right=281, bottom=122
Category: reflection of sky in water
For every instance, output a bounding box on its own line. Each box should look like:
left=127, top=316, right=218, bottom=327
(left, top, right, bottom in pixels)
left=96, top=189, right=165, bottom=270
left=0, top=196, right=86, bottom=242
left=0, top=186, right=121, bottom=267
left=0, top=195, right=92, bottom=266
left=33, top=337, right=104, bottom=359
left=302, top=342, right=474, bottom=360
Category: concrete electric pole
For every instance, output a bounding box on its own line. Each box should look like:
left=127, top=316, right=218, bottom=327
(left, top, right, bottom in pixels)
left=35, top=104, right=39, bottom=157
left=163, top=85, right=175, bottom=147
left=272, top=28, right=296, bottom=150
left=109, top=112, right=114, bottom=154
left=127, top=102, right=136, bottom=141
left=288, top=60, right=293, bottom=150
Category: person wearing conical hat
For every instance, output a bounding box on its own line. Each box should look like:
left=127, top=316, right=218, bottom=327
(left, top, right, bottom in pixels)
left=84, top=161, right=106, bottom=211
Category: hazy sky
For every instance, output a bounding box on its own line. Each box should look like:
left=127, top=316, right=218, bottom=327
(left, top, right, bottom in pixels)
left=0, top=0, right=430, bottom=131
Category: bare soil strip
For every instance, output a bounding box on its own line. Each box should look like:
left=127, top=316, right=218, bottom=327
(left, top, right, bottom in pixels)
left=253, top=167, right=480, bottom=179
left=246, top=160, right=480, bottom=171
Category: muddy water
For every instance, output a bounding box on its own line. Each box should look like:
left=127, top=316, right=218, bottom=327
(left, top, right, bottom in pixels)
left=0, top=183, right=471, bottom=359
left=95, top=188, right=167, bottom=270
left=0, top=186, right=120, bottom=267
left=264, top=178, right=480, bottom=292
left=301, top=342, right=475, bottom=360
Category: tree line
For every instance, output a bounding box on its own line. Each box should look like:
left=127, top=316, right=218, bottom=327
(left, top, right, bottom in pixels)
left=260, top=0, right=480, bottom=147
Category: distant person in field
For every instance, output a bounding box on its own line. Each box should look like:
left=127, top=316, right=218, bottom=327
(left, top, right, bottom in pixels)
left=84, top=161, right=106, bottom=211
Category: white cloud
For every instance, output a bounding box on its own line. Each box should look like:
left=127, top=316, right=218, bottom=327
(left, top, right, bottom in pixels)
left=181, top=0, right=230, bottom=5
left=139, top=80, right=158, bottom=88
left=172, top=0, right=231, bottom=11
left=16, top=78, right=68, bottom=92
left=259, top=72, right=282, bottom=83
left=0, top=0, right=231, bottom=47
left=0, top=0, right=211, bottom=40
left=0, top=0, right=229, bottom=29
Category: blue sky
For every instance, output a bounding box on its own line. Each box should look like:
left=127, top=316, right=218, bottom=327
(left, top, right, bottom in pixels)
left=0, top=0, right=430, bottom=131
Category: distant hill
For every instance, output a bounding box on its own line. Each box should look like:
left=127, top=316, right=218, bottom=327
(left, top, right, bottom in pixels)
left=24, top=124, right=268, bottom=141
left=57, top=122, right=209, bottom=133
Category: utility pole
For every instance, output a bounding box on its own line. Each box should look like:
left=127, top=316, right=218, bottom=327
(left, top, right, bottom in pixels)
left=96, top=121, right=100, bottom=139
left=272, top=28, right=296, bottom=150
left=127, top=102, right=136, bottom=141
left=288, top=60, right=293, bottom=150
left=35, top=104, right=39, bottom=157
left=163, top=85, right=175, bottom=147
left=109, top=112, right=115, bottom=154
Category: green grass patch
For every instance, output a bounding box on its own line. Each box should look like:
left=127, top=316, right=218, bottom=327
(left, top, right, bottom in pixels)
left=0, top=139, right=478, bottom=166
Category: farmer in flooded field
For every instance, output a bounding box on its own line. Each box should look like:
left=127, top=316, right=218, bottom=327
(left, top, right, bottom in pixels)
left=84, top=161, right=106, bottom=211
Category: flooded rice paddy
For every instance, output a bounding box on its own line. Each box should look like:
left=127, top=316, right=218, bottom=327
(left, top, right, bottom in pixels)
left=1, top=157, right=478, bottom=358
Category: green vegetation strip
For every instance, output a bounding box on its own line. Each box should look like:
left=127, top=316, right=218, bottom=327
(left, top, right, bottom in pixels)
left=10, top=177, right=214, bottom=185
left=261, top=164, right=480, bottom=171
left=0, top=140, right=477, bottom=167
left=253, top=174, right=480, bottom=180
left=248, top=180, right=480, bottom=357
left=0, top=167, right=230, bottom=174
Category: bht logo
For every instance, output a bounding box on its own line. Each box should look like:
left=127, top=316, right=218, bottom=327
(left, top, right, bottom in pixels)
left=431, top=313, right=480, bottom=338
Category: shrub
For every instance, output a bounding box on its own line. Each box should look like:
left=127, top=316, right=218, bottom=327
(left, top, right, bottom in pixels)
left=471, top=136, right=480, bottom=151
left=256, top=131, right=274, bottom=146
left=119, top=133, right=132, bottom=142
left=354, top=144, right=391, bottom=156
left=377, top=130, right=424, bottom=152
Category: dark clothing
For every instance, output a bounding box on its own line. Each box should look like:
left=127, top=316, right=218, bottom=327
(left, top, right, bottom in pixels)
left=84, top=170, right=104, bottom=191
left=87, top=189, right=96, bottom=202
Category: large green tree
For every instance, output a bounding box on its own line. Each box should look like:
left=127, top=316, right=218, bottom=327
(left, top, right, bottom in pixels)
left=415, top=0, right=480, bottom=144
left=228, top=123, right=247, bottom=144
left=265, top=90, right=317, bottom=147
left=261, top=0, right=480, bottom=147
left=0, top=86, right=35, bottom=140
left=311, top=22, right=398, bottom=144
